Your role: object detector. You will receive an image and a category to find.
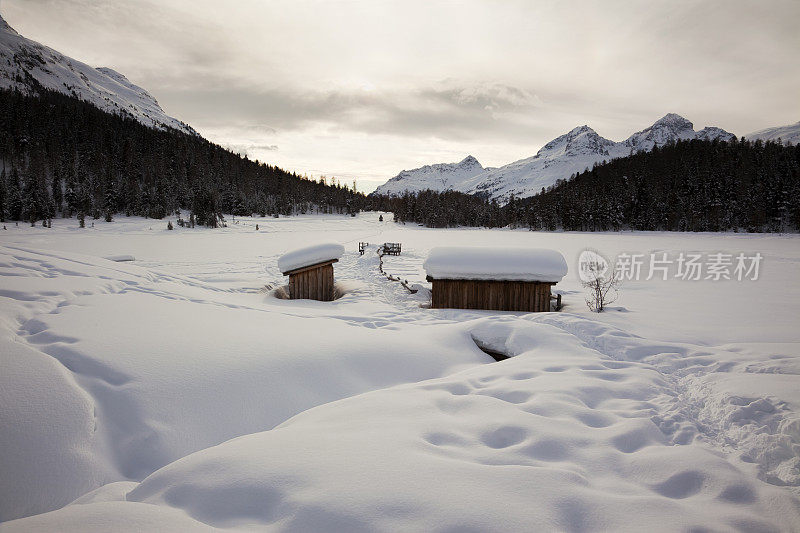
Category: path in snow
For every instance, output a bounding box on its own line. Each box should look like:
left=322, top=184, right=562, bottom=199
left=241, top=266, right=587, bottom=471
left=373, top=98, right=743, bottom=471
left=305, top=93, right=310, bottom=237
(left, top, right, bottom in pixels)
left=0, top=240, right=489, bottom=521
left=1, top=213, right=799, bottom=530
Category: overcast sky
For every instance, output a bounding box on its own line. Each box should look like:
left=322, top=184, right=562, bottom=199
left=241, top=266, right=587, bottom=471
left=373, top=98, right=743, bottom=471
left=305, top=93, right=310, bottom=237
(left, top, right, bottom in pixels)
left=3, top=0, right=799, bottom=192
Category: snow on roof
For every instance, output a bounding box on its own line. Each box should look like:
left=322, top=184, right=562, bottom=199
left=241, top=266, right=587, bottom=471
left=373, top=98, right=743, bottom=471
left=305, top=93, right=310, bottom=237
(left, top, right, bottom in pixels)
left=423, top=246, right=567, bottom=282
left=278, top=243, right=344, bottom=274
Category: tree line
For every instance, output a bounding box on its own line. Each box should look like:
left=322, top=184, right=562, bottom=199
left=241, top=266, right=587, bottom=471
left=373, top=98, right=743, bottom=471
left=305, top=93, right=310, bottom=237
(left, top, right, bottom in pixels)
left=2, top=84, right=796, bottom=234
left=0, top=87, right=367, bottom=227
left=372, top=138, right=800, bottom=232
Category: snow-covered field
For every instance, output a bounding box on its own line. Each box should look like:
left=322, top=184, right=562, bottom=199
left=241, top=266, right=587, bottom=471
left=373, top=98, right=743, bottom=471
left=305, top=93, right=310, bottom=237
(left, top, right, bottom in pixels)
left=1, top=213, right=799, bottom=532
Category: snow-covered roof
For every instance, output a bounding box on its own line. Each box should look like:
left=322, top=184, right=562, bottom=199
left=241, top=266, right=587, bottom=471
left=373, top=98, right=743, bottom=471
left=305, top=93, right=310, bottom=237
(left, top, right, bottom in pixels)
left=423, top=246, right=567, bottom=282
left=279, top=243, right=344, bottom=274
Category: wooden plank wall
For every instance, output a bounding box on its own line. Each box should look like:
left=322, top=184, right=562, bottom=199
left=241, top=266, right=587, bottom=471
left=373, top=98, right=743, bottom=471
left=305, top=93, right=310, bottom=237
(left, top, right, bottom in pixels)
left=430, top=280, right=553, bottom=312
left=289, top=264, right=335, bottom=301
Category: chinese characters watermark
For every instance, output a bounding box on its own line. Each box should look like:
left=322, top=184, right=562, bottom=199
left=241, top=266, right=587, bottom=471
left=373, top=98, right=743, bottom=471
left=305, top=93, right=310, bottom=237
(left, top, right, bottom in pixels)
left=580, top=251, right=763, bottom=281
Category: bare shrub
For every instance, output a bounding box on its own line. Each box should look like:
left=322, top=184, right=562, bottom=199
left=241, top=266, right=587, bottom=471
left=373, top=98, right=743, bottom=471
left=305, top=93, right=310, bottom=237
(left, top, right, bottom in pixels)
left=262, top=283, right=290, bottom=299
left=582, top=266, right=620, bottom=312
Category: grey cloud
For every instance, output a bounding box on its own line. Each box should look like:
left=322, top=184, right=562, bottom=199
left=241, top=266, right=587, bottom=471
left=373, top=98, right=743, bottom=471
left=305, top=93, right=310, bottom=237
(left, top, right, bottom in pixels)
left=428, top=82, right=540, bottom=111
left=4, top=0, right=798, bottom=183
left=5, top=0, right=239, bottom=81
left=158, top=80, right=545, bottom=143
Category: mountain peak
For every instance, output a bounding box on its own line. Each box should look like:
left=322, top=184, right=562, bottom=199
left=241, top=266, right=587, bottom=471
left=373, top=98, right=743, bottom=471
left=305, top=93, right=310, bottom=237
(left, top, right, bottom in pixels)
left=568, top=125, right=594, bottom=135
left=536, top=124, right=612, bottom=159
left=652, top=113, right=693, bottom=130
left=623, top=113, right=696, bottom=151
left=375, top=112, right=737, bottom=202
left=372, top=155, right=484, bottom=196
left=459, top=155, right=481, bottom=167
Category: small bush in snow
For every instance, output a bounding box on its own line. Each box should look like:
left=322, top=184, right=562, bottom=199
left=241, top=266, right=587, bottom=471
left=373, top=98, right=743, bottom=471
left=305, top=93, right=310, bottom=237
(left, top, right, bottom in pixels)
left=582, top=266, right=620, bottom=312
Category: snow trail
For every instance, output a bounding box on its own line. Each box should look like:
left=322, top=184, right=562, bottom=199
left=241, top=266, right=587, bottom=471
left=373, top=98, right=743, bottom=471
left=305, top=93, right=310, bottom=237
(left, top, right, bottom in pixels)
left=532, top=312, right=800, bottom=492
left=1, top=213, right=799, bottom=529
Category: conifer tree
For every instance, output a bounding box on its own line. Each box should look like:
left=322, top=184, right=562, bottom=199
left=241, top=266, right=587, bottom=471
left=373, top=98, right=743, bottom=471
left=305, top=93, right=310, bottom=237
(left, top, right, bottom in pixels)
left=0, top=169, right=6, bottom=222
left=7, top=168, right=22, bottom=221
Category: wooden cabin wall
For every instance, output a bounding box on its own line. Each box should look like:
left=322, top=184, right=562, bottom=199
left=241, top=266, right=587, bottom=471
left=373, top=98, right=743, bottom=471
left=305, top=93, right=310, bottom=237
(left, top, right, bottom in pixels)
left=430, top=280, right=553, bottom=312
left=289, top=264, right=335, bottom=301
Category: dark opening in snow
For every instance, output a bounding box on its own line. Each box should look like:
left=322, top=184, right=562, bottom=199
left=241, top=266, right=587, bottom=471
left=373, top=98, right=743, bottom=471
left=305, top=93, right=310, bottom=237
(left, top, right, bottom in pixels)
left=264, top=282, right=355, bottom=301
left=471, top=336, right=510, bottom=362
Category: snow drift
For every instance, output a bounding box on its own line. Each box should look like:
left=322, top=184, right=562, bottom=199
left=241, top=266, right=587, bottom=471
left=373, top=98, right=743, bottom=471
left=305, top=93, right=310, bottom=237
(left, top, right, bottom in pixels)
left=0, top=242, right=486, bottom=522
left=1, top=214, right=799, bottom=530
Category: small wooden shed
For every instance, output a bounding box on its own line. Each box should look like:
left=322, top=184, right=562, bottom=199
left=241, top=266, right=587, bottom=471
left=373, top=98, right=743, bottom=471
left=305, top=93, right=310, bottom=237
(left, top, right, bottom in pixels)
left=423, top=246, right=567, bottom=312
left=278, top=243, right=345, bottom=301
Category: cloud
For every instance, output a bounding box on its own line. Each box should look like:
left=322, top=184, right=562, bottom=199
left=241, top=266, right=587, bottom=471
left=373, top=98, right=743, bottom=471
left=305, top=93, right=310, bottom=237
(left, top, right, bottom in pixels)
left=156, top=79, right=547, bottom=145
left=433, top=82, right=541, bottom=111
left=3, top=0, right=798, bottom=188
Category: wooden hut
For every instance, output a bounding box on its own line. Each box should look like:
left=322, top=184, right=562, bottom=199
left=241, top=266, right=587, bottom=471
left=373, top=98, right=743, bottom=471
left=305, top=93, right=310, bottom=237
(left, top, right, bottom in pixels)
left=278, top=243, right=345, bottom=301
left=423, top=246, right=567, bottom=312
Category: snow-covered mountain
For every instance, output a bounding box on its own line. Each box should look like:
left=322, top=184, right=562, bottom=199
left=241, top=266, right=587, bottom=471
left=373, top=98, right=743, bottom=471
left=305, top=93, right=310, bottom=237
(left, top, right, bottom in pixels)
left=0, top=15, right=195, bottom=135
left=459, top=124, right=625, bottom=201
left=373, top=155, right=486, bottom=196
left=375, top=114, right=735, bottom=202
left=623, top=112, right=698, bottom=152
left=745, top=121, right=800, bottom=145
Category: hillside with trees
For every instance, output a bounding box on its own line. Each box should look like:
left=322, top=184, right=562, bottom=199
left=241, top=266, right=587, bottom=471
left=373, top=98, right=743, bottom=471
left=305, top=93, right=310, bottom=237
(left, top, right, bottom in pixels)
left=373, top=138, right=800, bottom=233
left=0, top=88, right=366, bottom=227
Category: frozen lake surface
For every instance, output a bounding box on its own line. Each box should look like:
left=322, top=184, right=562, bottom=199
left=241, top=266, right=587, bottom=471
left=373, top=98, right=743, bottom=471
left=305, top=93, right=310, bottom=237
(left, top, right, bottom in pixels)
left=1, top=213, right=799, bottom=531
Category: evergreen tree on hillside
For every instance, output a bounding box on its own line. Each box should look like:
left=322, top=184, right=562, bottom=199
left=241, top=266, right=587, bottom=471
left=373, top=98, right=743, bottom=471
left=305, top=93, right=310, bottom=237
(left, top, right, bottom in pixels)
left=52, top=172, right=63, bottom=216
left=370, top=138, right=800, bottom=233
left=22, top=172, right=41, bottom=225
left=0, top=88, right=367, bottom=224
left=191, top=184, right=223, bottom=228
left=0, top=168, right=6, bottom=222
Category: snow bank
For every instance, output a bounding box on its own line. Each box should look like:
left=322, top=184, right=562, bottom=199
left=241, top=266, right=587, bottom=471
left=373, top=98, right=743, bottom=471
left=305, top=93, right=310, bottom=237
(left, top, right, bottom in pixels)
left=2, top=214, right=800, bottom=530
left=423, top=246, right=567, bottom=282
left=1, top=501, right=215, bottom=532
left=18, top=317, right=790, bottom=532
left=278, top=242, right=344, bottom=274
left=0, top=243, right=486, bottom=522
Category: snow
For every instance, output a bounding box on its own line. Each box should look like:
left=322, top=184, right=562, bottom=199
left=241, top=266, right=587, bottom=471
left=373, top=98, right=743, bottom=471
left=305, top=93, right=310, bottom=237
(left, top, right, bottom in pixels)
left=372, top=155, right=485, bottom=196
left=746, top=120, right=800, bottom=145
left=374, top=114, right=736, bottom=203
left=1, top=213, right=799, bottom=530
left=277, top=242, right=345, bottom=273
left=103, top=254, right=135, bottom=262
left=463, top=114, right=735, bottom=203
left=423, top=246, right=568, bottom=282
left=0, top=16, right=195, bottom=135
